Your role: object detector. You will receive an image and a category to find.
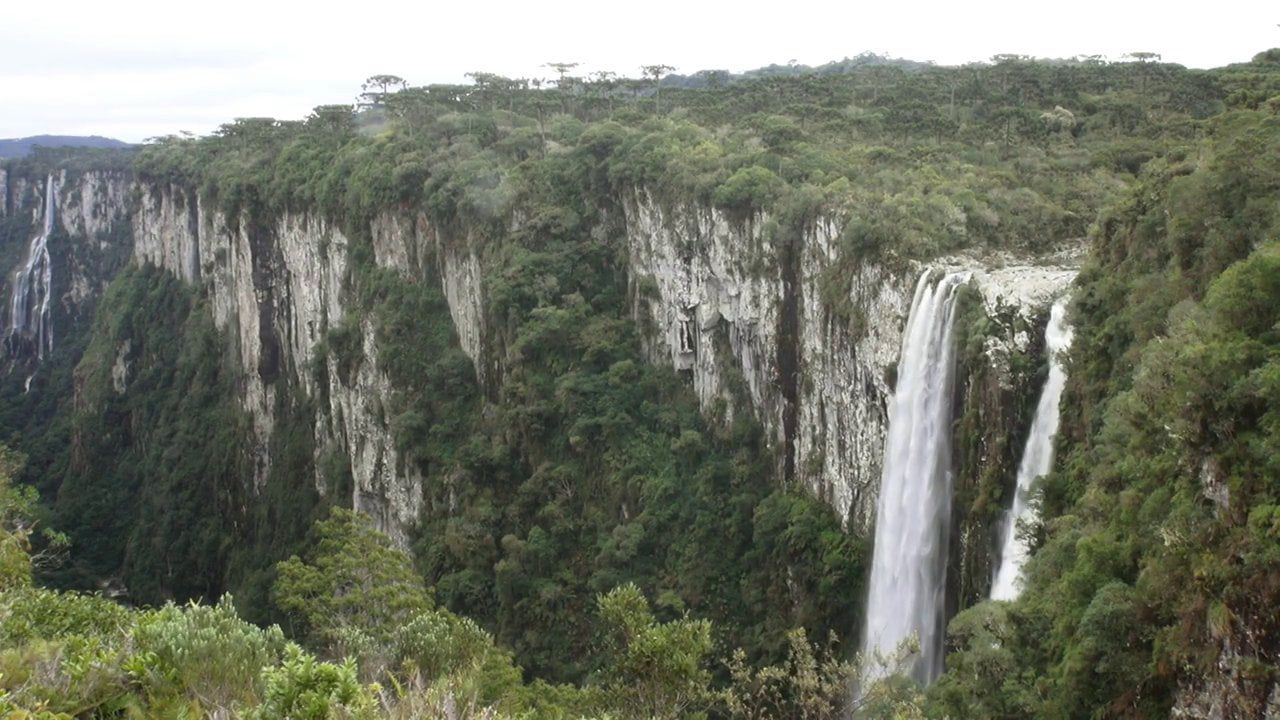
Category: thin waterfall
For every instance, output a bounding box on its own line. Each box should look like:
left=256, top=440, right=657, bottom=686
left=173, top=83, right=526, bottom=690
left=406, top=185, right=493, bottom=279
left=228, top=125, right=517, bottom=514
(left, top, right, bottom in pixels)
left=990, top=297, right=1073, bottom=601
left=7, top=175, right=56, bottom=360
left=860, top=270, right=968, bottom=688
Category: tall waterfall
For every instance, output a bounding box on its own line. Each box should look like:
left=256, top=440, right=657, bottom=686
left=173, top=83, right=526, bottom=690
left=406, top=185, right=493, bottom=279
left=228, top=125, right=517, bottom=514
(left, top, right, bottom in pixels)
left=990, top=297, right=1073, bottom=601
left=7, top=175, right=56, bottom=360
left=861, top=270, right=968, bottom=687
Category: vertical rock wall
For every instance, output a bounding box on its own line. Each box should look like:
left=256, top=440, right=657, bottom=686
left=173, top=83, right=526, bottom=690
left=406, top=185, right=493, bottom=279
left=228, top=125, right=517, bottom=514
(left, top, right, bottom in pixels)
left=621, top=190, right=1078, bottom=528
left=29, top=170, right=1080, bottom=548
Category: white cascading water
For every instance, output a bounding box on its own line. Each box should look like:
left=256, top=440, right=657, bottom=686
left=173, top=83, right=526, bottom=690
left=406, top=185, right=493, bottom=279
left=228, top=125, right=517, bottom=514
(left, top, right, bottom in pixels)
left=7, top=175, right=56, bottom=361
left=990, top=297, right=1073, bottom=601
left=860, top=270, right=968, bottom=688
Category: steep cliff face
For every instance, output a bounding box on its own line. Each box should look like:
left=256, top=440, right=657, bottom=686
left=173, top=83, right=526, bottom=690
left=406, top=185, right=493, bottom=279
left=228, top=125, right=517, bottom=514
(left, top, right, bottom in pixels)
left=7, top=162, right=1271, bottom=712
left=3, top=169, right=131, bottom=236
left=621, top=189, right=1078, bottom=529
left=944, top=264, right=1080, bottom=611
left=21, top=170, right=1077, bottom=561
left=623, top=192, right=909, bottom=526
left=1, top=170, right=132, bottom=363
left=132, top=188, right=398, bottom=542
left=126, top=184, right=498, bottom=544
left=120, top=177, right=1081, bottom=553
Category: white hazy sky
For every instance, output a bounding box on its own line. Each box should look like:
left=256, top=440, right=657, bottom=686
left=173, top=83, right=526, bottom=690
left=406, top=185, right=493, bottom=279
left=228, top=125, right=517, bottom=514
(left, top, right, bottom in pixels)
left=4, top=0, right=1277, bottom=142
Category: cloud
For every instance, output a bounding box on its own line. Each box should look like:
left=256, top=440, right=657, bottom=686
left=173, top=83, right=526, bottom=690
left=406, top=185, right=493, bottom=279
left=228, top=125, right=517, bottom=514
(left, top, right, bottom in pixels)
left=1, top=39, right=269, bottom=74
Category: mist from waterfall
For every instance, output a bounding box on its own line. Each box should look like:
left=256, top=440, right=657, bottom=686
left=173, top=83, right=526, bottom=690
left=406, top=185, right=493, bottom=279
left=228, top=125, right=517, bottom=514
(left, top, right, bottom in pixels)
left=990, top=297, right=1073, bottom=601
left=860, top=270, right=968, bottom=688
left=7, top=175, right=56, bottom=360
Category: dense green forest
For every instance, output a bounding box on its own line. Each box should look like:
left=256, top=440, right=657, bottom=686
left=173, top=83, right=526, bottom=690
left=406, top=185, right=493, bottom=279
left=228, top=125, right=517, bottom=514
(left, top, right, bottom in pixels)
left=2, top=50, right=1279, bottom=718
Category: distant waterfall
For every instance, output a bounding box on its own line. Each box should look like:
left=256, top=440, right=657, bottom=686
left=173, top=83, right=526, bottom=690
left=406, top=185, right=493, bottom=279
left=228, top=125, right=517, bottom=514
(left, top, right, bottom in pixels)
left=990, top=297, right=1073, bottom=601
left=7, top=175, right=56, bottom=360
left=861, top=270, right=968, bottom=687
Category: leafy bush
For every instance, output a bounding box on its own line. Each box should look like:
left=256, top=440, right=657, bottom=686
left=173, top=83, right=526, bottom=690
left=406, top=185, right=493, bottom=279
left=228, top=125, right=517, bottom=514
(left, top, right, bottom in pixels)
left=596, top=583, right=713, bottom=720
left=128, top=595, right=289, bottom=710
left=0, top=586, right=130, bottom=647
left=713, top=165, right=783, bottom=214
left=250, top=647, right=377, bottom=720
left=275, top=508, right=432, bottom=662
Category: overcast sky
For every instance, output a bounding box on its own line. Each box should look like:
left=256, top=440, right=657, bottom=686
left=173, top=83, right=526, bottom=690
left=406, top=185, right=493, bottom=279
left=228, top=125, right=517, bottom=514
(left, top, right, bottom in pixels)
left=4, top=0, right=1277, bottom=142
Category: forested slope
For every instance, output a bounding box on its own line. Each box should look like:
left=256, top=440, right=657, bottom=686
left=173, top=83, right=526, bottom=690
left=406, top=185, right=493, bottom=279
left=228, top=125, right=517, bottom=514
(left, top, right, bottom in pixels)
left=933, top=86, right=1280, bottom=718
left=0, top=50, right=1277, bottom=719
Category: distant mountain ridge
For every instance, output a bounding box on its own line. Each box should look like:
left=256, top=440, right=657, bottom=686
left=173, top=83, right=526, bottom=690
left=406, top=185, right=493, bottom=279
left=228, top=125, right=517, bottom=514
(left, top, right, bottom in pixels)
left=0, top=135, right=132, bottom=158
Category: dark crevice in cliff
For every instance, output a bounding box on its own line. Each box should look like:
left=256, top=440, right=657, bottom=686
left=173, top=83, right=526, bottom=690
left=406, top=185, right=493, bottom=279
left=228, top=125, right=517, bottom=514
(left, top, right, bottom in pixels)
left=775, top=224, right=802, bottom=485
left=186, top=192, right=202, bottom=281
left=245, top=212, right=282, bottom=384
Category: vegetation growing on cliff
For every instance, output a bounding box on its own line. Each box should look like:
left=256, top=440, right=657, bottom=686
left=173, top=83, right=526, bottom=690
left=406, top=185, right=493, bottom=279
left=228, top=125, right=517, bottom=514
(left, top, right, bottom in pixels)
left=44, top=266, right=332, bottom=620
left=931, top=88, right=1280, bottom=718
left=3, top=48, right=1280, bottom=719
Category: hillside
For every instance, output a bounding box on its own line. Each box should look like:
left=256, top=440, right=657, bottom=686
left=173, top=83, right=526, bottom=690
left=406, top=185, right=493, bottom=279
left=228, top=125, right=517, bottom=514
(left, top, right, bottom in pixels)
left=0, top=50, right=1278, bottom=719
left=0, top=134, right=131, bottom=158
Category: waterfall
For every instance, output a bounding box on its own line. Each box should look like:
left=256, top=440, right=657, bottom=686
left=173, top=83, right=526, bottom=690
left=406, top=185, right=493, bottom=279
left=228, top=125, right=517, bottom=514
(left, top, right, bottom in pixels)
left=7, top=175, right=56, bottom=360
left=860, top=270, right=968, bottom=688
left=990, top=297, right=1073, bottom=601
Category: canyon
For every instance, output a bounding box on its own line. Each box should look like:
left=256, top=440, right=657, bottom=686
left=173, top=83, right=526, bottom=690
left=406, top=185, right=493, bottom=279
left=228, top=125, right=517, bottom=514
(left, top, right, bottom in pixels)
left=2, top=167, right=1076, bottom=544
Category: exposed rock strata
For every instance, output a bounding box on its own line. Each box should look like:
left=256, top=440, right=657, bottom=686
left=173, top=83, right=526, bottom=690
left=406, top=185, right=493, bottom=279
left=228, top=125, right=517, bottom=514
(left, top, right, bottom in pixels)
left=622, top=191, right=1078, bottom=527
left=29, top=173, right=1081, bottom=542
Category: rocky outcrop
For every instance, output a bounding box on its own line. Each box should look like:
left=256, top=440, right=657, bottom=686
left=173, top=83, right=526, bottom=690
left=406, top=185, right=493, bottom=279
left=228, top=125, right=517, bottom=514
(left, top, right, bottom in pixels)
left=131, top=188, right=408, bottom=543
left=1174, top=639, right=1280, bottom=719
left=369, top=212, right=493, bottom=387
left=623, top=194, right=908, bottom=526
left=126, top=185, right=502, bottom=544
left=59, top=171, right=132, bottom=242
left=1, top=171, right=133, bottom=363
left=621, top=190, right=1079, bottom=528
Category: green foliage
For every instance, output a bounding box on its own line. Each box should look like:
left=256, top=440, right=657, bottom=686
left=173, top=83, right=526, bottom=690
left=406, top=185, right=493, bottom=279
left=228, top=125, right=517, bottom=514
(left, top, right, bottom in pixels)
left=10, top=50, right=1280, bottom=718
left=393, top=610, right=506, bottom=689
left=925, top=602, right=1035, bottom=719
left=128, top=596, right=290, bottom=711
left=713, top=165, right=783, bottom=214
left=595, top=583, right=713, bottom=719
left=0, top=447, right=38, bottom=590
left=1, top=146, right=135, bottom=179
left=250, top=647, right=377, bottom=720
left=273, top=508, right=537, bottom=713
left=0, top=586, right=131, bottom=648
left=0, top=496, right=579, bottom=720
left=0, top=636, right=133, bottom=718
left=51, top=266, right=249, bottom=601
left=0, top=590, right=132, bottom=715
left=935, top=104, right=1280, bottom=718
left=720, top=628, right=855, bottom=720
left=275, top=508, right=433, bottom=659
left=34, top=264, right=328, bottom=623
